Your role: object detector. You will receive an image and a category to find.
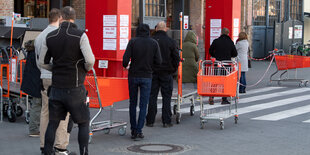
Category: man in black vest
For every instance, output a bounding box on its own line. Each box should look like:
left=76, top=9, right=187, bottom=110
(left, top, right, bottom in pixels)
left=146, top=21, right=180, bottom=127
left=39, top=6, right=95, bottom=155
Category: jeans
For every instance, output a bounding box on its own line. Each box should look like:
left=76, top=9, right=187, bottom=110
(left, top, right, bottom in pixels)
left=146, top=74, right=173, bottom=124
left=240, top=72, right=246, bottom=91
left=128, top=77, right=152, bottom=133
left=29, top=97, right=42, bottom=134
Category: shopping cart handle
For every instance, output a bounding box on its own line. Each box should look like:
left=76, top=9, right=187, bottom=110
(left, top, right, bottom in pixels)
left=211, top=58, right=216, bottom=63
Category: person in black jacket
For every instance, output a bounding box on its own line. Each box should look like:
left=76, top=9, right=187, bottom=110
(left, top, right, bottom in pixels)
left=146, top=21, right=180, bottom=128
left=21, top=40, right=42, bottom=137
left=209, top=28, right=238, bottom=105
left=123, top=24, right=162, bottom=140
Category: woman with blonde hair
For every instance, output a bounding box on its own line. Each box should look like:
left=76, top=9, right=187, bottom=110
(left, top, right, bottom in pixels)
left=235, top=32, right=249, bottom=93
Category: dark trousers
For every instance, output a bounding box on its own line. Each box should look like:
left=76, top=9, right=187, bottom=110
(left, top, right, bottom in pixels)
left=44, top=86, right=89, bottom=155
left=146, top=74, right=173, bottom=124
left=239, top=72, right=246, bottom=91
left=128, top=77, right=152, bottom=134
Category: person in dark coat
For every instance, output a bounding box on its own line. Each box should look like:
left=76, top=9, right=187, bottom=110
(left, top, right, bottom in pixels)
left=123, top=24, right=162, bottom=140
left=20, top=40, right=42, bottom=137
left=146, top=21, right=180, bottom=128
left=209, top=28, right=238, bottom=105
left=182, top=31, right=199, bottom=83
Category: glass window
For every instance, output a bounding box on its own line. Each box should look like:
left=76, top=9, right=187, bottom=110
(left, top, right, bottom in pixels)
left=145, top=0, right=166, bottom=17
left=253, top=0, right=266, bottom=26
left=24, top=0, right=49, bottom=18
left=269, top=0, right=283, bottom=26
left=290, top=0, right=303, bottom=20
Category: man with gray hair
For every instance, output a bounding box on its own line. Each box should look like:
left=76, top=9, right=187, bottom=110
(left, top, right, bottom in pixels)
left=40, top=6, right=95, bottom=155
left=209, top=27, right=237, bottom=105
left=146, top=21, right=180, bottom=127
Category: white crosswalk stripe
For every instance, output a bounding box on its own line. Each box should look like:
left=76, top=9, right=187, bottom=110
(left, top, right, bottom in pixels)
left=116, top=87, right=310, bottom=123
left=252, top=104, right=310, bottom=121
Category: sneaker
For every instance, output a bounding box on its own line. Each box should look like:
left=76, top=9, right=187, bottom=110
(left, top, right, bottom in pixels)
left=29, top=132, right=40, bottom=137
left=221, top=100, right=231, bottom=105
left=163, top=123, right=173, bottom=128
left=136, top=133, right=144, bottom=139
left=55, top=148, right=77, bottom=155
left=146, top=123, right=154, bottom=127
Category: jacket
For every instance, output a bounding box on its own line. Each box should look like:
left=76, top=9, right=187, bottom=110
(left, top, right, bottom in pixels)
left=21, top=40, right=42, bottom=98
left=152, top=30, right=180, bottom=75
left=35, top=25, right=57, bottom=79
left=236, top=40, right=249, bottom=72
left=123, top=24, right=162, bottom=78
left=209, top=34, right=238, bottom=61
left=182, top=31, right=199, bottom=83
left=39, top=21, right=95, bottom=88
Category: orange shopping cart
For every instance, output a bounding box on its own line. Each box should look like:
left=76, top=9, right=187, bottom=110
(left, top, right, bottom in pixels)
left=269, top=49, right=309, bottom=87
left=197, top=60, right=239, bottom=130
left=84, top=68, right=127, bottom=143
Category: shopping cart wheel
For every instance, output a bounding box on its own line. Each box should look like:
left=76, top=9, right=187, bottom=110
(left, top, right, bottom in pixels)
left=234, top=116, right=238, bottom=124
left=176, top=113, right=181, bottom=124
left=118, top=126, right=126, bottom=136
left=173, top=105, right=177, bottom=115
left=190, top=105, right=195, bottom=116
left=25, top=111, right=30, bottom=124
left=16, top=105, right=23, bottom=117
left=220, top=121, right=224, bottom=130
left=305, top=81, right=309, bottom=87
left=103, top=129, right=110, bottom=134
left=7, top=109, right=16, bottom=122
left=200, top=122, right=204, bottom=129
left=277, top=81, right=281, bottom=86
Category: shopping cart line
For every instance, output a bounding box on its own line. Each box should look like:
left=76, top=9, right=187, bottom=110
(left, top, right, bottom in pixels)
left=252, top=104, right=310, bottom=121
left=179, top=88, right=310, bottom=113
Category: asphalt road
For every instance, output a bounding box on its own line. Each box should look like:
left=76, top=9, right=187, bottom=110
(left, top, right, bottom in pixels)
left=1, top=60, right=310, bottom=155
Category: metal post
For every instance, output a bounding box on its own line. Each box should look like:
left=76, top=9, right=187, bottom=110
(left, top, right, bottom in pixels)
left=139, top=0, right=144, bottom=24
left=265, top=0, right=270, bottom=56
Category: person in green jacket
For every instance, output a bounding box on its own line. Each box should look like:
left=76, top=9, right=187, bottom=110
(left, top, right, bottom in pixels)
left=182, top=31, right=199, bottom=83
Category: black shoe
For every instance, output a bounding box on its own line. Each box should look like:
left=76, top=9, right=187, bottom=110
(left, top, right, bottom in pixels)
left=136, top=133, right=144, bottom=139
left=146, top=123, right=154, bottom=127
left=221, top=100, right=230, bottom=105
left=131, top=130, right=137, bottom=139
left=55, top=148, right=77, bottom=155
left=239, top=90, right=246, bottom=93
left=163, top=123, right=173, bottom=128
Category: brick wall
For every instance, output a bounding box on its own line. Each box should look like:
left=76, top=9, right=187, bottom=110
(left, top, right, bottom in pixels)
left=71, top=0, right=85, bottom=19
left=0, top=0, right=14, bottom=16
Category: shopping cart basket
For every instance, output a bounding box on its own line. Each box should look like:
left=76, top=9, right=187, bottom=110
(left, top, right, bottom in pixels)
left=84, top=68, right=127, bottom=143
left=197, top=60, right=239, bottom=129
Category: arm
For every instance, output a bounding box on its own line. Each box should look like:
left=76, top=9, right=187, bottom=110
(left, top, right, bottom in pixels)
left=170, top=40, right=180, bottom=71
left=39, top=38, right=53, bottom=71
left=194, top=46, right=200, bottom=62
left=209, top=40, right=216, bottom=57
left=154, top=42, right=162, bottom=65
left=80, top=33, right=95, bottom=71
left=123, top=40, right=133, bottom=68
left=231, top=42, right=238, bottom=57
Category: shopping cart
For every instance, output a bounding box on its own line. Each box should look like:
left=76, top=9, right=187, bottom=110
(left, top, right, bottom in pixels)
left=84, top=68, right=127, bottom=143
left=197, top=60, right=239, bottom=129
left=269, top=49, right=309, bottom=87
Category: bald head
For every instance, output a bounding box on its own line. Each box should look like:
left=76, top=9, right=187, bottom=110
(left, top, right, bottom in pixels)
left=221, top=28, right=230, bottom=35
left=156, top=21, right=167, bottom=31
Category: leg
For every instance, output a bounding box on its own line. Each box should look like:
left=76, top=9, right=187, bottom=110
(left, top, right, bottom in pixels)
left=128, top=77, right=139, bottom=132
left=160, top=75, right=173, bottom=125
left=40, top=79, right=51, bottom=149
left=54, top=113, right=70, bottom=150
left=44, top=120, right=60, bottom=155
left=78, top=121, right=89, bottom=155
left=146, top=75, right=160, bottom=125
left=29, top=97, right=42, bottom=135
left=137, top=78, right=152, bottom=134
left=239, top=72, right=246, bottom=92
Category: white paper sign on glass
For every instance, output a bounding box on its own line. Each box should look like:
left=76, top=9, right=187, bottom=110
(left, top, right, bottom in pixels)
left=233, top=18, right=239, bottom=27
left=184, top=15, right=189, bottom=30
left=233, top=27, right=239, bottom=37
left=120, top=39, right=129, bottom=50
left=210, top=27, right=221, bottom=37
left=103, top=39, right=117, bottom=50
left=98, top=60, right=108, bottom=69
left=210, top=19, right=222, bottom=28
left=120, top=27, right=129, bottom=38
left=288, top=27, right=293, bottom=39
left=103, top=27, right=117, bottom=38
left=294, top=25, right=302, bottom=39
left=120, top=15, right=129, bottom=26
left=103, top=15, right=117, bottom=26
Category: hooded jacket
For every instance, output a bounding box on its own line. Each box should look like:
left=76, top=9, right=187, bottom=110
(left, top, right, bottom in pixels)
left=152, top=30, right=180, bottom=75
left=209, top=34, right=238, bottom=61
left=123, top=24, right=162, bottom=78
left=182, top=31, right=199, bottom=83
